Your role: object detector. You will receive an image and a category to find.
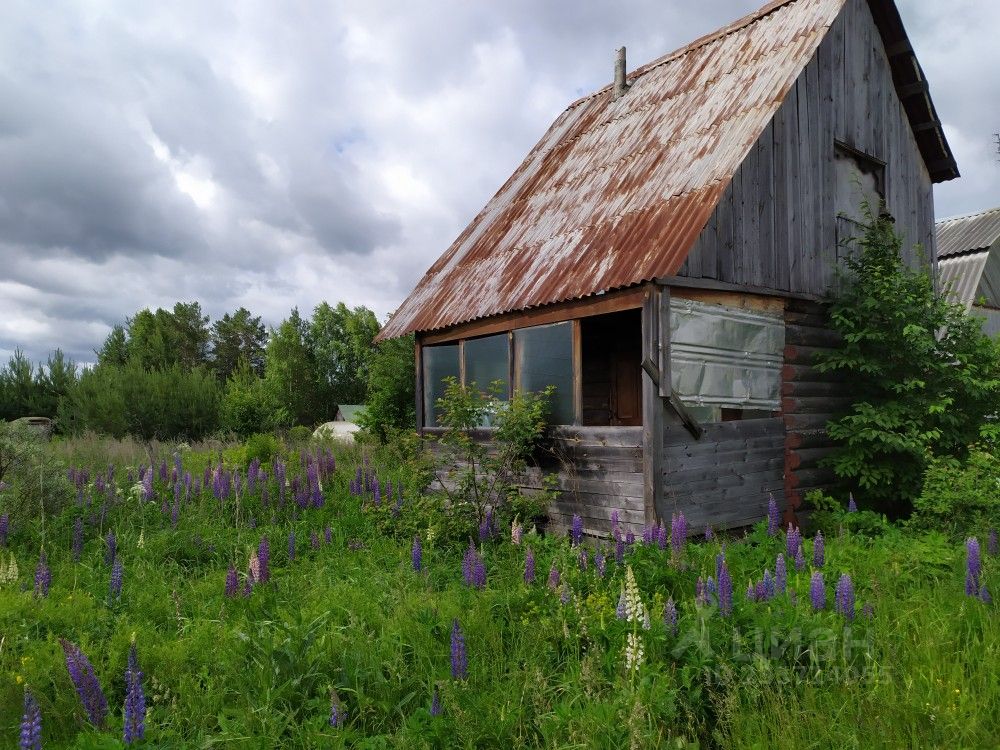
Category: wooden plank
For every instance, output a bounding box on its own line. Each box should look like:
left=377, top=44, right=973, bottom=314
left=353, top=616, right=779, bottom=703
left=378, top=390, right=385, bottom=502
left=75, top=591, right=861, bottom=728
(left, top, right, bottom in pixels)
left=572, top=319, right=582, bottom=426
left=664, top=417, right=784, bottom=446
left=550, top=426, right=643, bottom=447
left=658, top=286, right=670, bottom=399
left=664, top=457, right=784, bottom=486
left=420, top=286, right=646, bottom=345
left=642, top=285, right=664, bottom=525
left=414, top=338, right=425, bottom=431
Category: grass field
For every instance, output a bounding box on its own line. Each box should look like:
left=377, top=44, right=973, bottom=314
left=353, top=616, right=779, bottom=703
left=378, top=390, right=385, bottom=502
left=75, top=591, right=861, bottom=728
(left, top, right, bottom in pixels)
left=0, top=437, right=997, bottom=748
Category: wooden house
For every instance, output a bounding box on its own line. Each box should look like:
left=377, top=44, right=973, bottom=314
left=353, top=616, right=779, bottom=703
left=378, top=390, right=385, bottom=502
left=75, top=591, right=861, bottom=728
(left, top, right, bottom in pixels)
left=377, top=0, right=957, bottom=536
left=937, top=207, right=1000, bottom=338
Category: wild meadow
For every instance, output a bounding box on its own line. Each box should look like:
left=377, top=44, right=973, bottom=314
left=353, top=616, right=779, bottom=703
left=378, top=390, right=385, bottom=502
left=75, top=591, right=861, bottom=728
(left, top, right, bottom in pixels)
left=0, top=431, right=997, bottom=749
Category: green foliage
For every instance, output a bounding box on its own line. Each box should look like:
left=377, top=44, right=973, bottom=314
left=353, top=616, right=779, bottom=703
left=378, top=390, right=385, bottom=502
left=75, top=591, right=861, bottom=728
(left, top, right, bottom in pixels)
left=911, top=445, right=1000, bottom=539
left=59, top=362, right=220, bottom=441
left=432, top=378, right=555, bottom=537
left=210, top=307, right=267, bottom=381
left=263, top=309, right=322, bottom=428
left=287, top=425, right=313, bottom=444
left=817, top=206, right=1000, bottom=511
left=309, top=302, right=380, bottom=415
left=0, top=421, right=71, bottom=529
left=0, top=349, right=78, bottom=422
left=243, top=433, right=281, bottom=467
left=219, top=358, right=281, bottom=437
left=357, top=334, right=415, bottom=443
left=123, top=302, right=211, bottom=372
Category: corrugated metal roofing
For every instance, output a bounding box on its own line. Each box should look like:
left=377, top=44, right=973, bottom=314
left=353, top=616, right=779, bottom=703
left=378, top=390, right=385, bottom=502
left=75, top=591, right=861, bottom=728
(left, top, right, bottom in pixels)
left=379, top=0, right=955, bottom=340
left=938, top=251, right=989, bottom=308
left=935, top=206, right=1000, bottom=259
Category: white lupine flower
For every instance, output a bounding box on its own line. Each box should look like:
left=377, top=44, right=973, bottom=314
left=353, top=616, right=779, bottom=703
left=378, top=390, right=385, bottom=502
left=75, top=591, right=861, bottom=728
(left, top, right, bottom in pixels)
left=249, top=553, right=261, bottom=584
left=137, top=529, right=145, bottom=549
left=511, top=522, right=523, bottom=545
left=624, top=566, right=644, bottom=624
left=624, top=632, right=644, bottom=674
left=1, top=554, right=18, bottom=584
left=641, top=606, right=651, bottom=631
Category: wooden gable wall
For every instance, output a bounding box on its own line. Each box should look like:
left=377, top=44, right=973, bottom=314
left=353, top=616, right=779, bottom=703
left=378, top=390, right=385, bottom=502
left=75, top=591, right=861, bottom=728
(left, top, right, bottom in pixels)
left=678, top=0, right=936, bottom=295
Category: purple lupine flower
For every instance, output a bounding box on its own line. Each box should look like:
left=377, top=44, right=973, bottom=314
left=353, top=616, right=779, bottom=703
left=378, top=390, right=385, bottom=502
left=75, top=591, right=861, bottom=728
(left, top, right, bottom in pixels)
left=979, top=585, right=992, bottom=604
left=847, top=493, right=858, bottom=513
left=310, top=530, right=320, bottom=550
left=123, top=643, right=145, bottom=744
left=104, top=531, right=116, bottom=565
left=257, top=537, right=270, bottom=584
left=560, top=583, right=571, bottom=605
left=775, top=553, right=787, bottom=594
left=20, top=689, right=41, bottom=750
left=450, top=619, right=468, bottom=680
left=610, top=510, right=621, bottom=541
left=786, top=524, right=801, bottom=559
left=324, top=526, right=332, bottom=545
left=288, top=531, right=296, bottom=562
left=615, top=538, right=625, bottom=563
left=716, top=552, right=725, bottom=584
left=718, top=562, right=733, bottom=616
left=695, top=576, right=707, bottom=606
left=430, top=686, right=442, bottom=717
left=329, top=689, right=345, bottom=728
left=670, top=513, right=687, bottom=556
left=810, top=572, right=825, bottom=611
left=472, top=556, right=487, bottom=589
left=966, top=537, right=982, bottom=596
left=224, top=565, right=239, bottom=598
left=571, top=514, right=583, bottom=546
left=641, top=525, right=654, bottom=545
left=767, top=493, right=780, bottom=536
left=988, top=529, right=999, bottom=557
left=158, top=459, right=167, bottom=483
left=813, top=531, right=825, bottom=568
left=595, top=550, right=606, bottom=578
left=762, top=569, right=775, bottom=600
left=626, top=531, right=635, bottom=546
left=462, top=541, right=476, bottom=586
left=794, top=541, right=806, bottom=572
left=412, top=536, right=423, bottom=572
left=34, top=551, right=51, bottom=598
left=61, top=639, right=108, bottom=728
left=616, top=588, right=627, bottom=619
left=72, top=516, right=84, bottom=562
left=547, top=565, right=560, bottom=590
left=524, top=547, right=535, bottom=584
left=746, top=580, right=756, bottom=602
left=478, top=511, right=493, bottom=543
left=656, top=523, right=668, bottom=550
left=664, top=597, right=678, bottom=636
left=706, top=576, right=717, bottom=602
left=861, top=602, right=875, bottom=619
left=578, top=547, right=589, bottom=571
left=110, top=557, right=123, bottom=600
left=0, top=512, right=9, bottom=547
left=835, top=573, right=854, bottom=620
left=704, top=525, right=714, bottom=541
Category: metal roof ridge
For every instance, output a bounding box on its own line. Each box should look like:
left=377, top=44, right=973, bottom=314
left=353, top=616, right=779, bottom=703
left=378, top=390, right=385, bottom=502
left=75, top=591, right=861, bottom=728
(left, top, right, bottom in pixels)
left=935, top=205, right=1000, bottom=226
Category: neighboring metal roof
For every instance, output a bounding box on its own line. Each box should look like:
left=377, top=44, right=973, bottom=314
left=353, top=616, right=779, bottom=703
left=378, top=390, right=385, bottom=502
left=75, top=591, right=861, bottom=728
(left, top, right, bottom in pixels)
left=938, top=251, right=989, bottom=308
left=935, top=206, right=1000, bottom=259
left=379, top=0, right=956, bottom=340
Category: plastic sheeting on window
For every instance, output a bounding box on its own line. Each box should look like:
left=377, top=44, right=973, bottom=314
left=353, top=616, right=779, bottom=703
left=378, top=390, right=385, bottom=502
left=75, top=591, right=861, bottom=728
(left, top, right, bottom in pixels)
left=423, top=344, right=459, bottom=426
left=464, top=334, right=510, bottom=399
left=669, top=298, right=783, bottom=410
left=515, top=322, right=575, bottom=425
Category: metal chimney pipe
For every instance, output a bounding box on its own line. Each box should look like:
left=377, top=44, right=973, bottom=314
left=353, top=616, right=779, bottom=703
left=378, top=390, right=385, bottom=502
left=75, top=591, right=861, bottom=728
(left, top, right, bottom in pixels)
left=613, top=46, right=629, bottom=100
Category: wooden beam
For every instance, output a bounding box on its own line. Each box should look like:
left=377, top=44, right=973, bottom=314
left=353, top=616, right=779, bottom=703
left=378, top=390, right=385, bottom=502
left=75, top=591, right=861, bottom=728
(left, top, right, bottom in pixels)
left=414, top=337, right=425, bottom=432
left=655, top=274, right=824, bottom=302
left=641, top=285, right=663, bottom=526
left=420, top=286, right=646, bottom=345
left=572, top=319, right=582, bottom=426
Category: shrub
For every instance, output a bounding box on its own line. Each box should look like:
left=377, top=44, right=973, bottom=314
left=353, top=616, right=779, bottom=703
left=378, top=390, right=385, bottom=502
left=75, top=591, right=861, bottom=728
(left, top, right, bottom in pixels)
left=287, top=426, right=313, bottom=444
left=0, top=422, right=71, bottom=530
left=357, top=334, right=415, bottom=443
left=244, top=433, right=280, bottom=467
left=220, top=359, right=281, bottom=437
left=911, top=445, right=1000, bottom=538
left=817, top=205, right=1000, bottom=512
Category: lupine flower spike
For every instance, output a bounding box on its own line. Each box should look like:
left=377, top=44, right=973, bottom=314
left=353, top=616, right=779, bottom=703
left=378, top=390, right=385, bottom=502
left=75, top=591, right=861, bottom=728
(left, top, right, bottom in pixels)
left=547, top=565, right=560, bottom=591
left=430, top=685, right=442, bottom=717
left=329, top=689, right=345, bottom=728
left=524, top=547, right=535, bottom=584
left=835, top=573, right=854, bottom=620
left=988, top=529, right=999, bottom=557
left=570, top=514, right=583, bottom=546
left=450, top=619, right=468, bottom=680
left=810, top=572, right=825, bottom=611
left=34, top=551, right=51, bottom=598
left=767, top=494, right=780, bottom=536
left=412, top=536, right=422, bottom=572
left=61, top=639, right=108, bottom=728
left=966, top=537, right=982, bottom=596
left=123, top=642, right=145, bottom=744
left=718, top=561, right=733, bottom=616
left=775, top=553, right=787, bottom=594
left=848, top=493, right=858, bottom=513
left=20, top=689, right=42, bottom=750
left=110, top=557, right=123, bottom=601
left=813, top=531, right=825, bottom=568
left=664, top=597, right=678, bottom=636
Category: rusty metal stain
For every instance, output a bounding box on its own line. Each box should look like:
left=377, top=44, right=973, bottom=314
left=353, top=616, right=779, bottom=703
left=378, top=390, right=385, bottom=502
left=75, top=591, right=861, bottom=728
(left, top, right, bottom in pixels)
left=378, top=0, right=847, bottom=341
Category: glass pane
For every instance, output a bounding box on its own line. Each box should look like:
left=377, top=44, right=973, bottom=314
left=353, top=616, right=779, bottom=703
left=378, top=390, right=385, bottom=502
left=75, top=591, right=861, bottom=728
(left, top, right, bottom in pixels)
left=515, top=322, right=575, bottom=424
left=423, top=344, right=459, bottom=427
left=464, top=334, right=509, bottom=399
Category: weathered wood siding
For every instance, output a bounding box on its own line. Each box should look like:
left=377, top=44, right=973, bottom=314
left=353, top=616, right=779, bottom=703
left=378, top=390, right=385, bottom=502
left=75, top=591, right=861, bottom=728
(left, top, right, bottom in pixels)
left=679, top=0, right=936, bottom=294
left=782, top=299, right=846, bottom=513
left=658, top=418, right=785, bottom=532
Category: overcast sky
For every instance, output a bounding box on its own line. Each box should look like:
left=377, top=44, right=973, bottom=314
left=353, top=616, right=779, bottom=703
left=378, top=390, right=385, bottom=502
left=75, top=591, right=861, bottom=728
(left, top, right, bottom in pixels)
left=1, top=0, right=997, bottom=367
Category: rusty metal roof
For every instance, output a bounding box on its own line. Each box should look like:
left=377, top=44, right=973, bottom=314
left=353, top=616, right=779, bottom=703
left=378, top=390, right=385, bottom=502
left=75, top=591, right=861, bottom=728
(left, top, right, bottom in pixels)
left=379, top=0, right=955, bottom=340
left=936, top=206, right=1000, bottom=259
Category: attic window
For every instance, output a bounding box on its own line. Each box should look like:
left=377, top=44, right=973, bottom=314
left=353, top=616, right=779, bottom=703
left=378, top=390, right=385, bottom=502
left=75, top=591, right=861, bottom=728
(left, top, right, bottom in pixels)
left=835, top=143, right=886, bottom=228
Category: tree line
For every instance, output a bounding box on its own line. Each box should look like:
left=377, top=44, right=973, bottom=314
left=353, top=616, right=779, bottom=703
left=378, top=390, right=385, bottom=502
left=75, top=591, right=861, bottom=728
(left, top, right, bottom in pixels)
left=0, top=301, right=415, bottom=440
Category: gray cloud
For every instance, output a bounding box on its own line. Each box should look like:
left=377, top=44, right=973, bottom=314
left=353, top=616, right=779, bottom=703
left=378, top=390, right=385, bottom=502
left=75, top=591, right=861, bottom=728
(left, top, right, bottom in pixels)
left=0, top=0, right=997, bottom=368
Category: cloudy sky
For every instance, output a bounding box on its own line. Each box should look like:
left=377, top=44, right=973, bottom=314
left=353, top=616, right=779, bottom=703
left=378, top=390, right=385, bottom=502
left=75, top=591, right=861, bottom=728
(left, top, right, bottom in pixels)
left=1, top=0, right=998, bottom=366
